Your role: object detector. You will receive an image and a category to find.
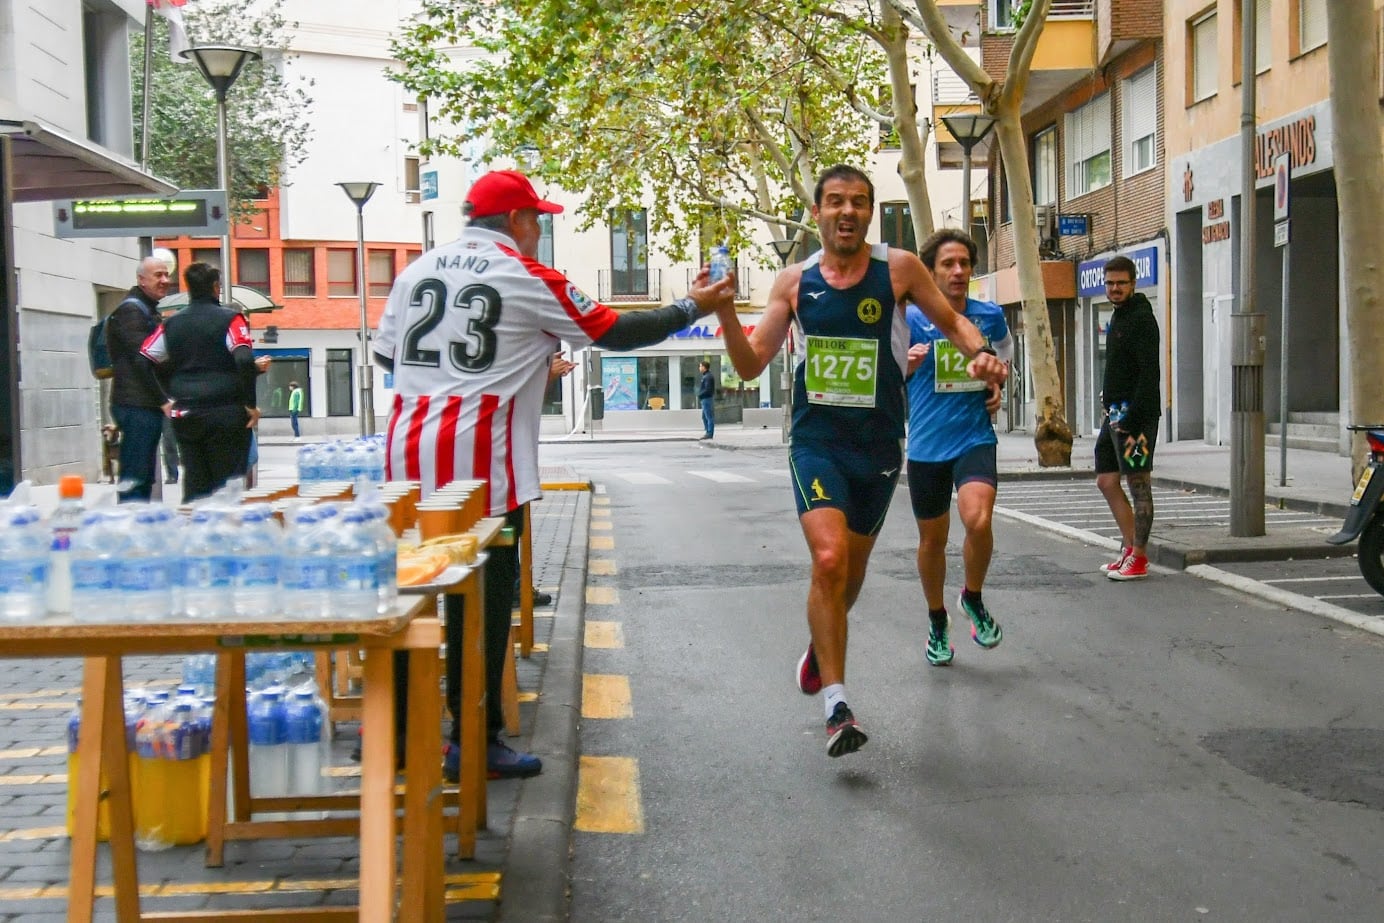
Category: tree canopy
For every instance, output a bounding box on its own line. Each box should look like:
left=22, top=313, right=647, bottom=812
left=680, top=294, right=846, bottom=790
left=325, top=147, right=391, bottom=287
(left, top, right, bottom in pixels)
left=131, top=0, right=314, bottom=218
left=391, top=0, right=928, bottom=263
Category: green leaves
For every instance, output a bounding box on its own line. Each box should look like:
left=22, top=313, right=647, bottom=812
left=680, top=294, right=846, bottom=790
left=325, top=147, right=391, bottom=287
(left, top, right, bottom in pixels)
left=131, top=0, right=314, bottom=220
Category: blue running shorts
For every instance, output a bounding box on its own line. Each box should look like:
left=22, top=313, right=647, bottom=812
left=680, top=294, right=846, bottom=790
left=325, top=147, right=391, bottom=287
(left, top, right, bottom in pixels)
left=790, top=438, right=903, bottom=537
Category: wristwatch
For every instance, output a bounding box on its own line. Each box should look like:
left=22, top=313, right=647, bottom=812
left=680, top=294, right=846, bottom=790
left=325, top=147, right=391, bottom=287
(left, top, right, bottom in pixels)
left=976, top=345, right=998, bottom=358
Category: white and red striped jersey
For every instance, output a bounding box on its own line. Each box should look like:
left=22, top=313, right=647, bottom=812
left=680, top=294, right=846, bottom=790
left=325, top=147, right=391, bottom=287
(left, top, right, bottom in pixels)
left=375, top=227, right=618, bottom=514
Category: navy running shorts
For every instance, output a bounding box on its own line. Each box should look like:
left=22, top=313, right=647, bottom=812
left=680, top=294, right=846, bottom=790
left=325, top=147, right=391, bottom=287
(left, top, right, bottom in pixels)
left=789, top=438, right=903, bottom=537
left=1095, top=419, right=1158, bottom=475
left=907, top=442, right=998, bottom=521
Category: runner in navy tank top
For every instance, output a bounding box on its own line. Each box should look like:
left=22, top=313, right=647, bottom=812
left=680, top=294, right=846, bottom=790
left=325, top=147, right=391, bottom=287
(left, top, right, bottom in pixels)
left=713, top=165, right=1009, bottom=758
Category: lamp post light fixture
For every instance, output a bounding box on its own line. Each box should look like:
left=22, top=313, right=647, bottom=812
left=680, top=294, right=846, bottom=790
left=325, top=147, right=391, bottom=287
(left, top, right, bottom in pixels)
left=181, top=45, right=260, bottom=301
left=940, top=113, right=996, bottom=237
left=337, top=181, right=381, bottom=436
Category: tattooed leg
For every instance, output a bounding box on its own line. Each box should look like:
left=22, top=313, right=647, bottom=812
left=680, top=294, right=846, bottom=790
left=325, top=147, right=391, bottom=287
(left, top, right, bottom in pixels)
left=1128, top=472, right=1154, bottom=549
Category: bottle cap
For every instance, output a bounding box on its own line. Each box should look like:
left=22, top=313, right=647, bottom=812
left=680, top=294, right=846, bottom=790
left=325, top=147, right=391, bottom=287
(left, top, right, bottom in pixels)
left=59, top=474, right=84, bottom=499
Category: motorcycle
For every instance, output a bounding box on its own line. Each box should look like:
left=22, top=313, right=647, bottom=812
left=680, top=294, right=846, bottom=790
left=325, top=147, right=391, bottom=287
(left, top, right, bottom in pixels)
left=1326, top=424, right=1384, bottom=595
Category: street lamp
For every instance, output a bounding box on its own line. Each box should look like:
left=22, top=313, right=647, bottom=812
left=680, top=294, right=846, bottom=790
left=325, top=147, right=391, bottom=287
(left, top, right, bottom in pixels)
left=940, top=113, right=996, bottom=237
left=770, top=238, right=798, bottom=445
left=337, top=182, right=381, bottom=436
left=181, top=45, right=260, bottom=302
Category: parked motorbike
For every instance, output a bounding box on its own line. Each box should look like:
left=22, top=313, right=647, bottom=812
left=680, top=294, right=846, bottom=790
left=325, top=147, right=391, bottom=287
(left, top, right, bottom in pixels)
left=1326, top=424, right=1384, bottom=595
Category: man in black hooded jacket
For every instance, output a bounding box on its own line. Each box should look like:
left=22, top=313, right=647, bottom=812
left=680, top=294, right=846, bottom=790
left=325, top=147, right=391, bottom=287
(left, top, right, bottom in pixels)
left=1095, top=254, right=1160, bottom=581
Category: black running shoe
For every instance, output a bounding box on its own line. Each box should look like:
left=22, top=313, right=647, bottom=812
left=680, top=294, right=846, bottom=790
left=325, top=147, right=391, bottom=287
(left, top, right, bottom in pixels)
left=826, top=702, right=868, bottom=757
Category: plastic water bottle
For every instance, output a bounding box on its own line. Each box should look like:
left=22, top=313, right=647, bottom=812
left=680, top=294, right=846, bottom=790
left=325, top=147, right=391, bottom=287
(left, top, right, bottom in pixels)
left=709, top=243, right=732, bottom=283
left=281, top=508, right=333, bottom=619
left=296, top=443, right=316, bottom=485
left=46, top=475, right=85, bottom=615
left=366, top=438, right=385, bottom=482
left=183, top=510, right=236, bottom=619
left=318, top=442, right=342, bottom=482
left=0, top=507, right=49, bottom=622
left=247, top=690, right=289, bottom=818
left=232, top=507, right=283, bottom=619
left=284, top=690, right=324, bottom=796
left=365, top=506, right=398, bottom=615
left=118, top=509, right=176, bottom=621
left=146, top=508, right=185, bottom=617
left=181, top=654, right=217, bottom=695
left=70, top=510, right=127, bottom=622
left=331, top=510, right=378, bottom=619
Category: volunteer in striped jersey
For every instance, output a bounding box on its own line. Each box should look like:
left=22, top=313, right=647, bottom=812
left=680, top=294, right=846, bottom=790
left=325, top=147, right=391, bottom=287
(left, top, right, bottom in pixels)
left=713, top=165, right=1008, bottom=758
left=373, top=170, right=735, bottom=779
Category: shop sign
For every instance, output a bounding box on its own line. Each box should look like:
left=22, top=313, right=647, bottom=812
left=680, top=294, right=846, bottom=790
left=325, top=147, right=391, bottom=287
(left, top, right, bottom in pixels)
left=1077, top=246, right=1159, bottom=297
left=1201, top=198, right=1231, bottom=245
left=1255, top=116, right=1317, bottom=179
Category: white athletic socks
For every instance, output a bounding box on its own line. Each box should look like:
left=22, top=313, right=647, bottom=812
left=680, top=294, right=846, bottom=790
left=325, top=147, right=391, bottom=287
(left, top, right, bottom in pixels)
left=823, top=683, right=847, bottom=718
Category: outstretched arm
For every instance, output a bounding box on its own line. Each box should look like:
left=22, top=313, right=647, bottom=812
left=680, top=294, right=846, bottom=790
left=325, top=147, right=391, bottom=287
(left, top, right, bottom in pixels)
left=716, top=266, right=798, bottom=380
left=892, top=249, right=1007, bottom=386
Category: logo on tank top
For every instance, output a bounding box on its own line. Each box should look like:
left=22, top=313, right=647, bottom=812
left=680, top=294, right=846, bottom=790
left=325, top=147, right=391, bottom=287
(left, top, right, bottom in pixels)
left=857, top=298, right=883, bottom=324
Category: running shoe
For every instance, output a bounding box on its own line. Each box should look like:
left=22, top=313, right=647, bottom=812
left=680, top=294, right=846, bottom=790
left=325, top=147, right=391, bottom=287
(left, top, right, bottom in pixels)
left=957, top=592, right=1003, bottom=649
left=826, top=702, right=868, bottom=757
left=925, top=614, right=955, bottom=666
left=1107, top=554, right=1149, bottom=581
left=442, top=741, right=544, bottom=782
left=1100, top=546, right=1132, bottom=573
left=796, top=643, right=822, bottom=695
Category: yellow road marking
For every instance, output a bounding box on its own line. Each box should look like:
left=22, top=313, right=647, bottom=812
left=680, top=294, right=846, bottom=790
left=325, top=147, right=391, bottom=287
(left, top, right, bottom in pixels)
left=586, top=586, right=618, bottom=605
left=0, top=826, right=66, bottom=841
left=532, top=642, right=549, bottom=653
left=518, top=691, right=538, bottom=704
left=591, top=507, right=611, bottom=518
left=575, top=755, right=644, bottom=834
left=0, top=746, right=64, bottom=760
left=582, top=675, right=632, bottom=719
left=0, top=871, right=504, bottom=902
left=0, top=774, right=65, bottom=786
left=584, top=622, right=624, bottom=649
left=0, top=702, right=72, bottom=711
left=593, top=495, right=610, bottom=505
left=588, top=559, right=617, bottom=576
left=539, top=480, right=591, bottom=491
left=0, top=688, right=79, bottom=699
left=590, top=535, right=614, bottom=550
left=590, top=520, right=613, bottom=531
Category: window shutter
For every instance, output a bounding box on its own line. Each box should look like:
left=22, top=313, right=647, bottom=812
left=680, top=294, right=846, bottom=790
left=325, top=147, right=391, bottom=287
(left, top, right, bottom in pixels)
left=1299, top=0, right=1326, bottom=51
left=1193, top=13, right=1218, bottom=100
left=1124, top=65, right=1157, bottom=174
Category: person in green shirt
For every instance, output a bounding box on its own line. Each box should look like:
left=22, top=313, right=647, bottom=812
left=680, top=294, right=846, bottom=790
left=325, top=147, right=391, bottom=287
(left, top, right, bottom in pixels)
left=287, top=380, right=304, bottom=438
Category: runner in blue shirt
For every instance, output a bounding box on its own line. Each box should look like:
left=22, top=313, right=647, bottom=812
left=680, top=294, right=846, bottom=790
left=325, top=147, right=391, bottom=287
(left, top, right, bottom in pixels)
left=904, top=230, right=1013, bottom=667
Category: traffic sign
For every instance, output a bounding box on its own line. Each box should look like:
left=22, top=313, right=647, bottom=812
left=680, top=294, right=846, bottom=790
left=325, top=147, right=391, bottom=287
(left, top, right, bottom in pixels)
left=51, top=190, right=229, bottom=239
left=1272, top=152, right=1291, bottom=223
left=1274, top=221, right=1290, bottom=248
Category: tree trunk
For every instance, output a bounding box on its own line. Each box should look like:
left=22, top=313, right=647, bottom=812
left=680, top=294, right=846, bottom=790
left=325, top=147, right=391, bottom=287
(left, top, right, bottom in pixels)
left=1327, top=3, right=1384, bottom=479
left=880, top=1, right=935, bottom=243
left=994, top=111, right=1072, bottom=465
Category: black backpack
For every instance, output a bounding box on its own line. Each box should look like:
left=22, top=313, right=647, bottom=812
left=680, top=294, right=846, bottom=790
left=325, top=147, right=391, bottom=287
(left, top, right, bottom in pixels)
left=89, top=296, right=142, bottom=380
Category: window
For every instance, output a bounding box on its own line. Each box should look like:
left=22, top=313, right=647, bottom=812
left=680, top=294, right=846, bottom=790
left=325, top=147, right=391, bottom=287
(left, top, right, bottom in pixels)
left=283, top=249, right=315, bottom=297
left=990, top=0, right=1015, bottom=31
left=405, top=250, right=421, bottom=265
left=543, top=358, right=565, bottom=414
left=328, top=250, right=357, bottom=297
left=82, top=6, right=123, bottom=149
left=1295, top=0, right=1326, bottom=55
left=238, top=249, right=269, bottom=295
left=421, top=211, right=435, bottom=251
left=1123, top=65, right=1158, bottom=177
left=636, top=356, right=670, bottom=410
left=326, top=349, right=354, bottom=417
left=878, top=202, right=917, bottom=253
left=537, top=213, right=554, bottom=267
left=1065, top=93, right=1111, bottom=196
left=609, top=209, right=648, bottom=297
left=254, top=352, right=308, bottom=418
left=404, top=156, right=421, bottom=203
left=1233, top=0, right=1272, bottom=79
left=1189, top=10, right=1219, bottom=104
left=367, top=251, right=394, bottom=298
left=1032, top=126, right=1057, bottom=205
left=192, top=248, right=221, bottom=273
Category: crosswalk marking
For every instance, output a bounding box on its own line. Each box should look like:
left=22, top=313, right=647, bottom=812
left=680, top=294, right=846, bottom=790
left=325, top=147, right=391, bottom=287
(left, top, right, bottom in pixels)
left=585, top=622, right=624, bottom=649
left=686, top=469, right=755, bottom=483
left=611, top=472, right=673, bottom=485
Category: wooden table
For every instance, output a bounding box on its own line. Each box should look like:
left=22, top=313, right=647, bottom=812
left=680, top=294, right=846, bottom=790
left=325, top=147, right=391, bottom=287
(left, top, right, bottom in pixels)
left=0, top=598, right=442, bottom=923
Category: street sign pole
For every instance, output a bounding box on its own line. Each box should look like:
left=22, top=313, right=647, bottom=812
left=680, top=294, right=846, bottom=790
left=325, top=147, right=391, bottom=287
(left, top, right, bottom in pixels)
left=1273, top=151, right=1292, bottom=487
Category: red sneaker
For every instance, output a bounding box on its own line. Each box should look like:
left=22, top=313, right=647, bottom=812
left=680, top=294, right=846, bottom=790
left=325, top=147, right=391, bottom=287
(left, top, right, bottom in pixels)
left=1100, top=546, right=1131, bottom=573
left=1107, top=554, right=1149, bottom=581
left=796, top=643, right=821, bottom=695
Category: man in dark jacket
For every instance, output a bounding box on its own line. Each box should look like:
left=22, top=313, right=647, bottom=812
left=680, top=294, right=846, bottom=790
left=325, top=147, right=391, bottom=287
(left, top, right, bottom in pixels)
left=140, top=262, right=263, bottom=503
left=1095, top=255, right=1161, bottom=581
left=105, top=257, right=171, bottom=501
left=698, top=360, right=715, bottom=439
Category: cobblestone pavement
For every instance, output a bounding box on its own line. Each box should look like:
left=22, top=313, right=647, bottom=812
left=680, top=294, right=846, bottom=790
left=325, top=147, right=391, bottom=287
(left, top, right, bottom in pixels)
left=0, top=488, right=581, bottom=922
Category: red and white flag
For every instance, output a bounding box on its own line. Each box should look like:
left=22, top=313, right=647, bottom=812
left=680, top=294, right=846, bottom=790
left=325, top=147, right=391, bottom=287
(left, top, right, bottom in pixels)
left=147, top=0, right=191, bottom=64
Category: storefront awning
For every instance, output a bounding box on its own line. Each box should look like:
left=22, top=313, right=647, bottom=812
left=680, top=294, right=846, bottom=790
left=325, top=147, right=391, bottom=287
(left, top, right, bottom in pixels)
left=0, top=106, right=177, bottom=203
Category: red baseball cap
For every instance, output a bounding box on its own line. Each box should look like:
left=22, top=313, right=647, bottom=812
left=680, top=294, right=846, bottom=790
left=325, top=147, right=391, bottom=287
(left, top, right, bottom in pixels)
left=464, top=170, right=564, bottom=219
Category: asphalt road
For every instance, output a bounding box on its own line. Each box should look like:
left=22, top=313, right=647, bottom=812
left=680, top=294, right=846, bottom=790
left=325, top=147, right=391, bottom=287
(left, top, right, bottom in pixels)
left=543, top=440, right=1384, bottom=923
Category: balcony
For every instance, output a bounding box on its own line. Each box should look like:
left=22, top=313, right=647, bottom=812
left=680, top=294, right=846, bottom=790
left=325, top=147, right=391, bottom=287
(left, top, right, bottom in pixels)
left=981, top=0, right=1096, bottom=115
left=597, top=267, right=662, bottom=304
left=932, top=66, right=987, bottom=170
left=685, top=265, right=752, bottom=303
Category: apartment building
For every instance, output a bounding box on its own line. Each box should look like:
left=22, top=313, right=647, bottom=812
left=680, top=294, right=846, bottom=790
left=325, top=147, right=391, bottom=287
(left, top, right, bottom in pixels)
left=0, top=0, right=175, bottom=489
left=940, top=0, right=1164, bottom=436
left=1164, top=0, right=1338, bottom=449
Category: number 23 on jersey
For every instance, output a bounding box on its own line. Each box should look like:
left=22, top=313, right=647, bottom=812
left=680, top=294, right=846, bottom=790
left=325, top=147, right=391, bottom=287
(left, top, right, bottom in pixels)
left=400, top=279, right=503, bottom=372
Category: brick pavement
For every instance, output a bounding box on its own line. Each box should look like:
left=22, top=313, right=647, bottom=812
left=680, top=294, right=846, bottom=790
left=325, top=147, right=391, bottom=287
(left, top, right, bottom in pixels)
left=0, top=488, right=582, bottom=922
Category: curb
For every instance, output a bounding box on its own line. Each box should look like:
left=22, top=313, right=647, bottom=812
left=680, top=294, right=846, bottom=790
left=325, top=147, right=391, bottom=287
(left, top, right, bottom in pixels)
left=1187, top=564, right=1384, bottom=639
left=497, top=490, right=589, bottom=923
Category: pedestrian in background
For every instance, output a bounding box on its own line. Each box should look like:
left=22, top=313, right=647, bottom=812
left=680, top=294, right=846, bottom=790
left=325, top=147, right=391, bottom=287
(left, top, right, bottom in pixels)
left=288, top=380, right=304, bottom=438
left=141, top=262, right=265, bottom=503
left=698, top=360, right=715, bottom=439
left=105, top=257, right=171, bottom=502
left=904, top=229, right=1011, bottom=667
left=1095, top=255, right=1161, bottom=581
left=374, top=169, right=735, bottom=780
